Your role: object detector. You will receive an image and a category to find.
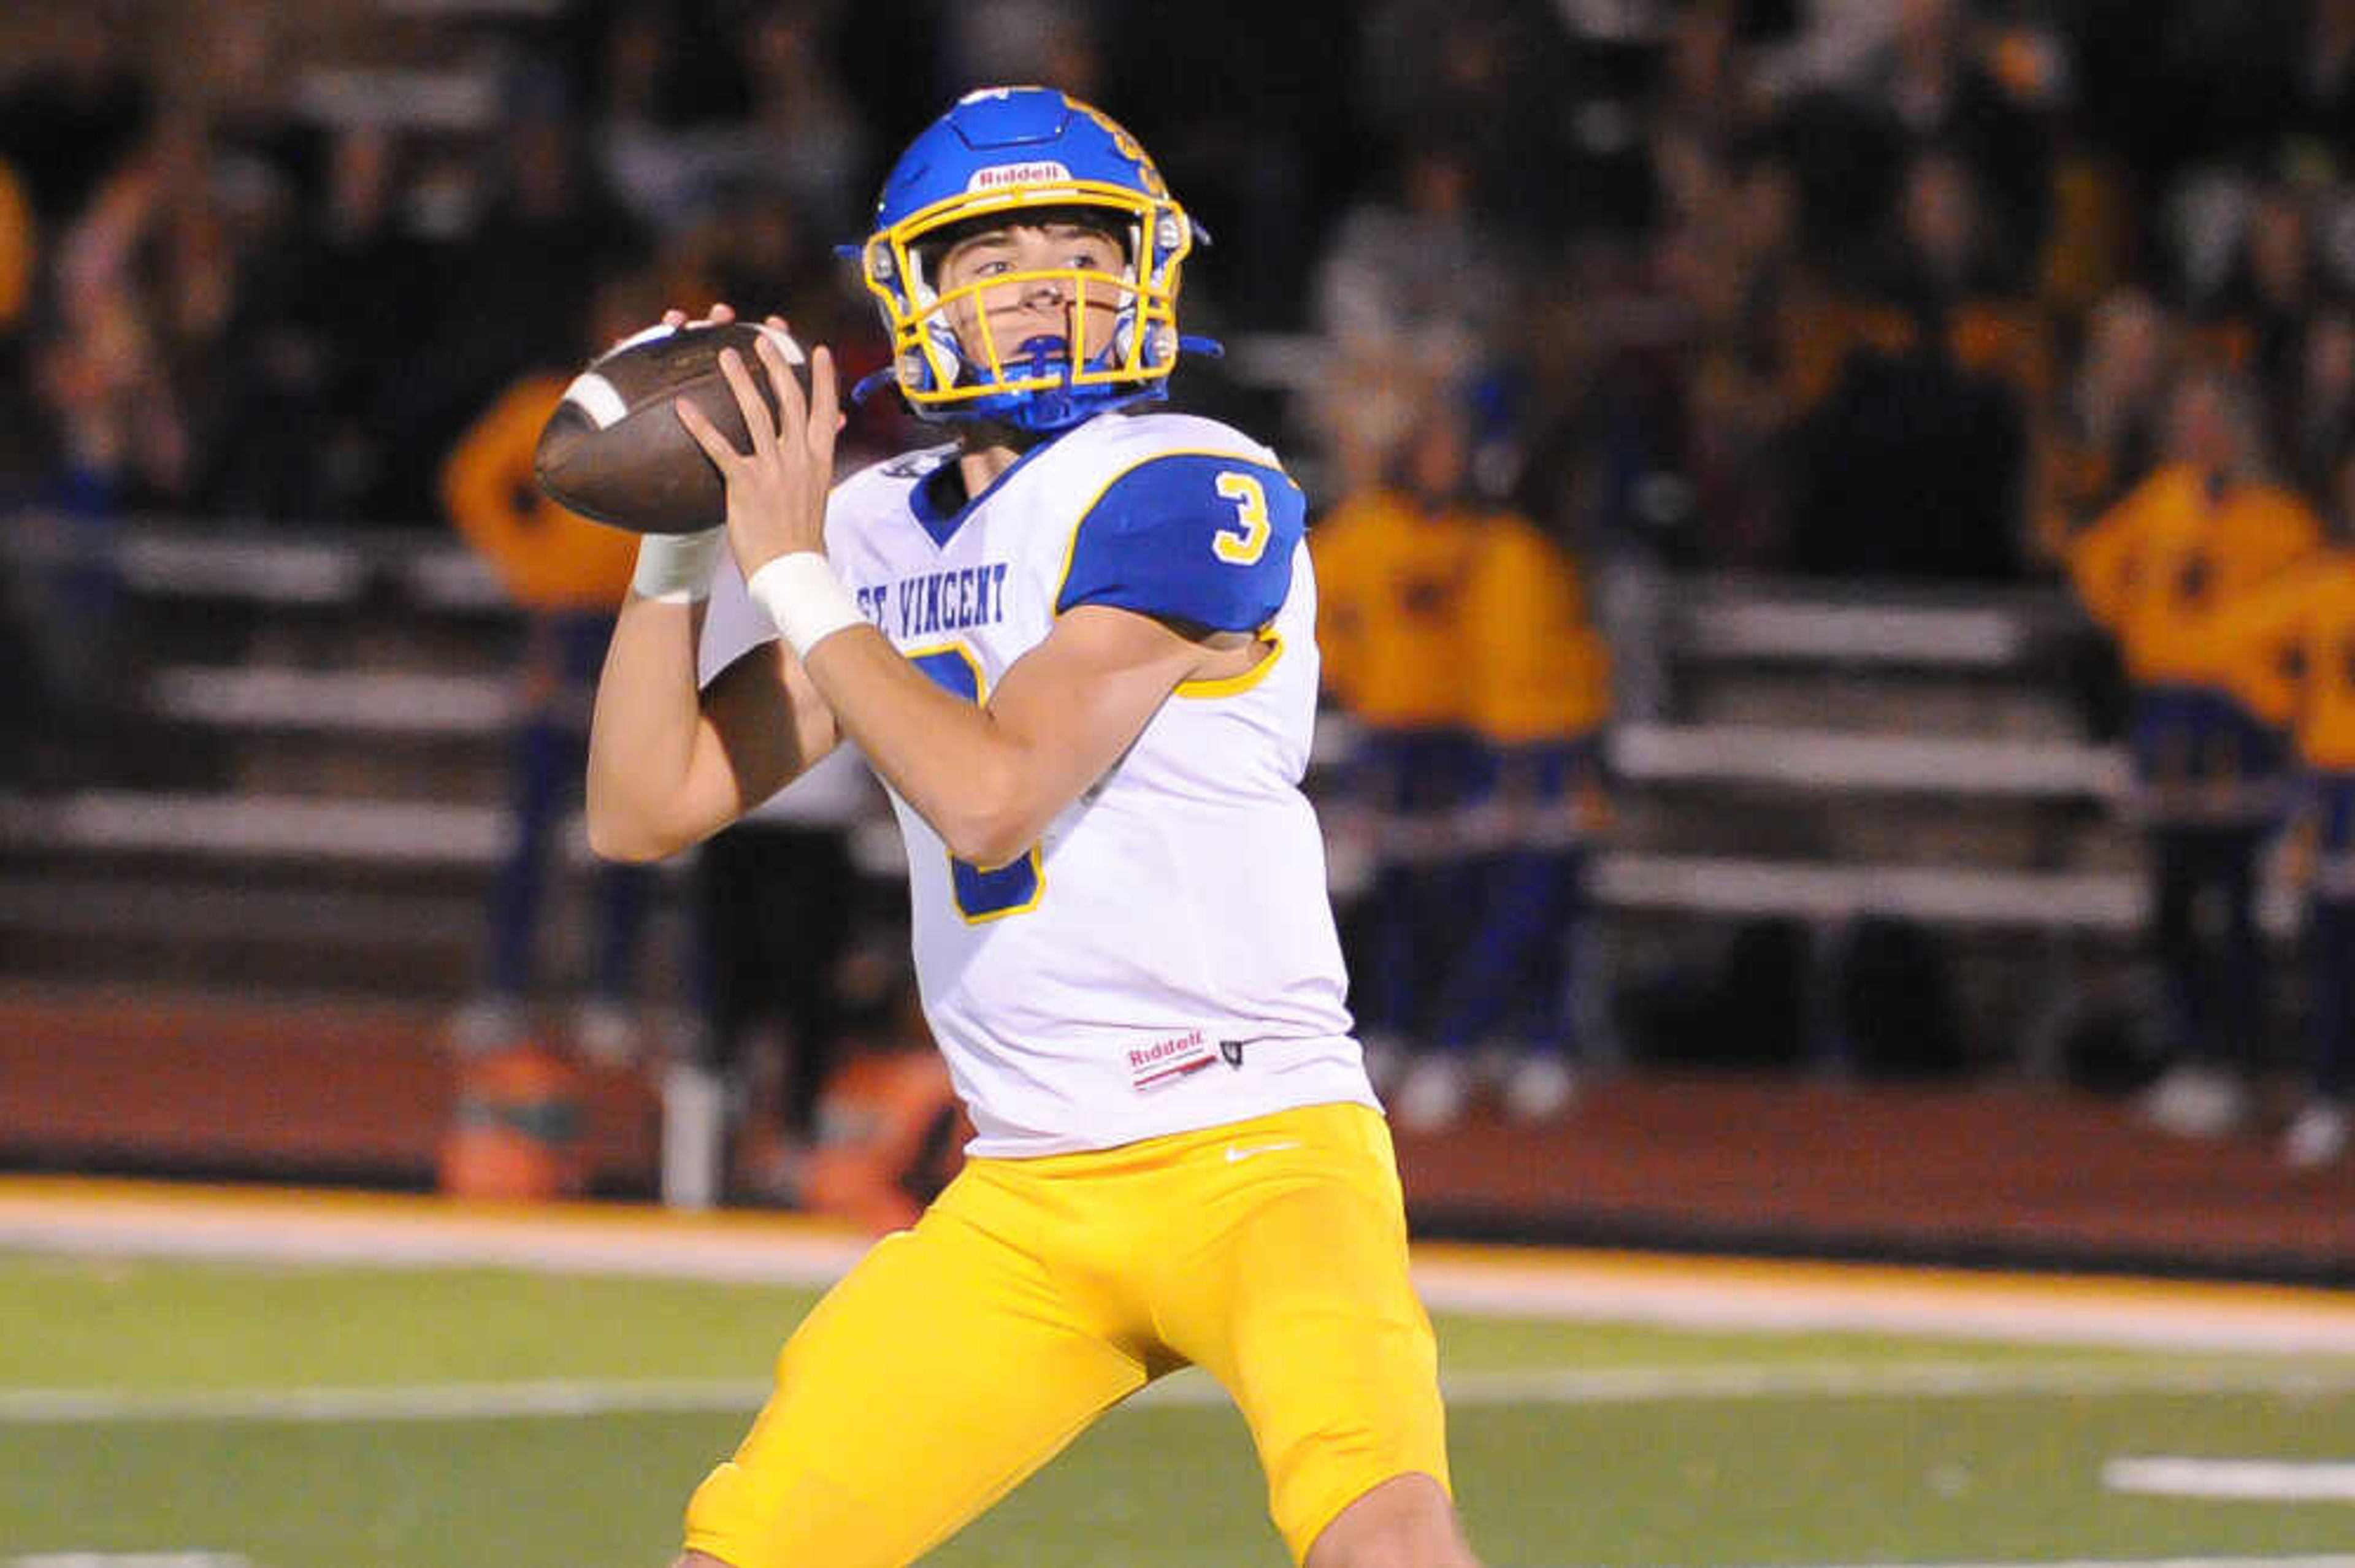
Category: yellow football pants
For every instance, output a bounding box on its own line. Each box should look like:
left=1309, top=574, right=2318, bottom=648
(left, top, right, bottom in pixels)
left=682, top=1101, right=1449, bottom=1567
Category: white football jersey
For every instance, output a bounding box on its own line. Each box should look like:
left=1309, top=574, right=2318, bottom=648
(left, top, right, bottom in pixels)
left=704, top=410, right=1371, bottom=1155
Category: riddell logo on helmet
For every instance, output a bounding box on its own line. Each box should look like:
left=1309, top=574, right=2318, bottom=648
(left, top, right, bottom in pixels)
left=968, top=161, right=1073, bottom=190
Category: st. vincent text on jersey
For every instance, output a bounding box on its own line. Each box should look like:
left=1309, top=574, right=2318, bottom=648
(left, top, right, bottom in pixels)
left=855, top=561, right=1016, bottom=641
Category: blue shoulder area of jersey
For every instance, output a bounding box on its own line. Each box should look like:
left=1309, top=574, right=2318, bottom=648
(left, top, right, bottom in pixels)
left=1054, top=453, right=1305, bottom=630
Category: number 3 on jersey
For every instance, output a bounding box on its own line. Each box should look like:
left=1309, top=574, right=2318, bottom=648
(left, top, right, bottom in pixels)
left=909, top=645, right=1044, bottom=922
left=1212, top=471, right=1271, bottom=564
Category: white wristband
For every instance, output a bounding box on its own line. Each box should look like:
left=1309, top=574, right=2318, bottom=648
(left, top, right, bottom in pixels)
left=630, top=529, right=727, bottom=604
left=748, top=552, right=864, bottom=658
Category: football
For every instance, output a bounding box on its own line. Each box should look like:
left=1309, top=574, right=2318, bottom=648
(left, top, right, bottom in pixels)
left=534, top=319, right=810, bottom=534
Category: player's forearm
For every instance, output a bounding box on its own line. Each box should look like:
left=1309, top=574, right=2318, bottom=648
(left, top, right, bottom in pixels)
left=800, top=625, right=1042, bottom=866
left=584, top=597, right=735, bottom=862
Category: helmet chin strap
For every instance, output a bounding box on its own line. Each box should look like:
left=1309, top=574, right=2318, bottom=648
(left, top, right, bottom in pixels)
left=849, top=365, right=902, bottom=407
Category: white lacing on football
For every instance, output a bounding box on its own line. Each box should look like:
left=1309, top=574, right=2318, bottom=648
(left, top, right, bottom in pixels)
left=561, top=371, right=629, bottom=430
left=752, top=323, right=806, bottom=365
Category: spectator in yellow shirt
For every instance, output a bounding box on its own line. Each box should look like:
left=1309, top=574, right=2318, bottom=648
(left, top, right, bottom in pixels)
left=2065, top=368, right=2324, bottom=1138
left=1310, top=400, right=1488, bottom=1092
left=1393, top=507, right=1612, bottom=1130
left=2204, top=460, right=2355, bottom=1166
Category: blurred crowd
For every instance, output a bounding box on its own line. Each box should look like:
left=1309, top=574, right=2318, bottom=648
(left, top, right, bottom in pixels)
left=9, top=0, right=2355, bottom=569
left=15, top=0, right=2355, bottom=1188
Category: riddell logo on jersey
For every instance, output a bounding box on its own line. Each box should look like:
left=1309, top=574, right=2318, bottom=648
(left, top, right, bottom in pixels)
left=1128, top=1030, right=1206, bottom=1069
left=968, top=161, right=1073, bottom=190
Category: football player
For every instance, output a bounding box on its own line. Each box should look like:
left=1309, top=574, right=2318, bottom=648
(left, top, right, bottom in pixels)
left=584, top=87, right=1477, bottom=1568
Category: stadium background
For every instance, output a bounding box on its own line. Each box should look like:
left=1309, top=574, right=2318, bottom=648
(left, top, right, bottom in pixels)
left=10, top=4, right=2355, bottom=1567
left=2, top=0, right=2355, bottom=1283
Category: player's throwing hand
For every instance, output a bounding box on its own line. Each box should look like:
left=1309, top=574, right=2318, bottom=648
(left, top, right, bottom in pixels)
left=673, top=310, right=841, bottom=581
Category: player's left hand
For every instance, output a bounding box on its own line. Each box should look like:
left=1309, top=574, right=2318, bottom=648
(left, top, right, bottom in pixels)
left=672, top=309, right=841, bottom=580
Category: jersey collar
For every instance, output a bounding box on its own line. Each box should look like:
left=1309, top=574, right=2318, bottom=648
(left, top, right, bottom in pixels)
left=905, top=425, right=1073, bottom=548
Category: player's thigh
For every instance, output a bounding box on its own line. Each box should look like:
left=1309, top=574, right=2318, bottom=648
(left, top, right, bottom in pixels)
left=683, top=1196, right=1146, bottom=1568
left=1157, top=1111, right=1450, bottom=1563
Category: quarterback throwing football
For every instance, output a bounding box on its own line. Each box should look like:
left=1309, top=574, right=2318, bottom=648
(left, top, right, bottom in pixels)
left=586, top=86, right=1476, bottom=1568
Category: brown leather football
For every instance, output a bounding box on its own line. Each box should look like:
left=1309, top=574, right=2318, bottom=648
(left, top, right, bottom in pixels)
left=534, top=320, right=810, bottom=534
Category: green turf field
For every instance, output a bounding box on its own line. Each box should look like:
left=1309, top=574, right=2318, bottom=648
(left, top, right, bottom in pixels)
left=5, top=1252, right=2355, bottom=1568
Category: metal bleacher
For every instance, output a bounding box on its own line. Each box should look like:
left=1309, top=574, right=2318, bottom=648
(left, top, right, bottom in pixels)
left=0, top=507, right=2164, bottom=1067
left=0, top=513, right=543, bottom=999
left=1604, top=575, right=2140, bottom=931
left=1587, top=572, right=2161, bottom=1073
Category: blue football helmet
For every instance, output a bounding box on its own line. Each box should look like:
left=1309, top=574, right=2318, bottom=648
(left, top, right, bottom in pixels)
left=852, top=86, right=1217, bottom=433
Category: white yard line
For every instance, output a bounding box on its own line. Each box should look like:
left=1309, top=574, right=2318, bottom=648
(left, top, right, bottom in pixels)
left=2104, top=1458, right=2355, bottom=1501
left=1425, top=1360, right=2355, bottom=1405
left=7, top=1357, right=2355, bottom=1427
left=6, top=1557, right=251, bottom=1568
left=6, top=1180, right=2355, bottom=1355
left=0, top=1377, right=770, bottom=1424
left=0, top=1190, right=873, bottom=1283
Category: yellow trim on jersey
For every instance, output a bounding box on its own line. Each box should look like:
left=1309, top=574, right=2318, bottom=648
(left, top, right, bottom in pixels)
left=905, top=638, right=987, bottom=687
left=1051, top=446, right=1290, bottom=617
left=1176, top=630, right=1285, bottom=698
left=957, top=843, right=1048, bottom=923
